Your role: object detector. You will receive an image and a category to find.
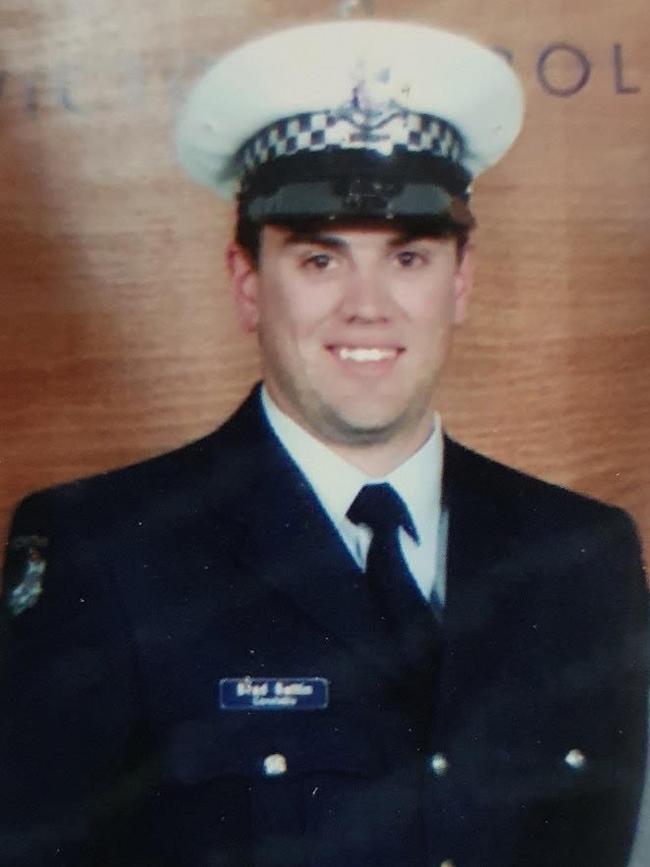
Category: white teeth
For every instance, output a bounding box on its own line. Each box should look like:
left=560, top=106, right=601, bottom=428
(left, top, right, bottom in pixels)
left=337, top=347, right=397, bottom=362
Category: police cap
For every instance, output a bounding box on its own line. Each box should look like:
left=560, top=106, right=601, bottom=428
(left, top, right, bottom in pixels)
left=177, top=20, right=525, bottom=227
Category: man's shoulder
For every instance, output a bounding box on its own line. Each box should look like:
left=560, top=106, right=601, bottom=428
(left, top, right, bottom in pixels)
left=446, top=438, right=647, bottom=614
left=9, top=427, right=222, bottom=533
left=6, top=388, right=265, bottom=540
left=445, top=435, right=639, bottom=539
left=0, top=394, right=267, bottom=619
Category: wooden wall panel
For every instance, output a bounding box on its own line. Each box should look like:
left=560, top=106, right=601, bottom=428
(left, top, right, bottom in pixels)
left=0, top=0, right=648, bottom=563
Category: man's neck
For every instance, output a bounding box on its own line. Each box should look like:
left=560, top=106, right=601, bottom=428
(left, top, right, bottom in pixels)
left=261, top=386, right=438, bottom=477
left=323, top=425, right=437, bottom=477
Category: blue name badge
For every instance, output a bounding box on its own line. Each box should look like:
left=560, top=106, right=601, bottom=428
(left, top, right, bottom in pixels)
left=219, top=677, right=329, bottom=711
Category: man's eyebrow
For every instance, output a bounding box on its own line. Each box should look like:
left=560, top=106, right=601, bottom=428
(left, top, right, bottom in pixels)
left=282, top=231, right=348, bottom=249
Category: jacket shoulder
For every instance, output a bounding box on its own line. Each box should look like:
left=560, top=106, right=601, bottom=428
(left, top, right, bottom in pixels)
left=446, top=438, right=648, bottom=634
left=1, top=388, right=266, bottom=619
left=9, top=427, right=225, bottom=535
left=5, top=386, right=264, bottom=538
left=445, top=436, right=646, bottom=584
left=1, top=427, right=228, bottom=616
left=446, top=435, right=634, bottom=524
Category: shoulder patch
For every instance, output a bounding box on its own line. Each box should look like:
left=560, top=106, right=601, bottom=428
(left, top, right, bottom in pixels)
left=4, top=535, right=49, bottom=617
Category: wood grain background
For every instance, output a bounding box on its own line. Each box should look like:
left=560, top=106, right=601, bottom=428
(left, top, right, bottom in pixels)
left=0, top=0, right=648, bottom=569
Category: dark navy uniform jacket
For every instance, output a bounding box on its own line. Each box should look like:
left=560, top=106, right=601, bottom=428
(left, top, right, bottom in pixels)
left=1, top=386, right=648, bottom=867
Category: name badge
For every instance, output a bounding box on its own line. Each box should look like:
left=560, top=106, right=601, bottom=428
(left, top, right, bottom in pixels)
left=219, top=677, right=329, bottom=711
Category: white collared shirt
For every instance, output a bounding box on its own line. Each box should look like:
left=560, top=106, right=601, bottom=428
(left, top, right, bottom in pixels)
left=261, top=387, right=445, bottom=604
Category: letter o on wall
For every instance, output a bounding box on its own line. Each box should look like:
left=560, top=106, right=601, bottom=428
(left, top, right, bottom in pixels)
left=537, top=43, right=591, bottom=97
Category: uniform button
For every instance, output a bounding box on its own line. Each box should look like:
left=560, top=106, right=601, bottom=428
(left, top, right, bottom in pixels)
left=564, top=748, right=586, bottom=770
left=263, top=753, right=287, bottom=776
left=440, top=860, right=456, bottom=867
left=430, top=753, right=449, bottom=776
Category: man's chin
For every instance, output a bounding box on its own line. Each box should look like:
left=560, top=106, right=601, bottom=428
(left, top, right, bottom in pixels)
left=317, top=405, right=414, bottom=447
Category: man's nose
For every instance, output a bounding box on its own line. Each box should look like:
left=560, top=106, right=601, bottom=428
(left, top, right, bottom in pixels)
left=339, top=266, right=390, bottom=322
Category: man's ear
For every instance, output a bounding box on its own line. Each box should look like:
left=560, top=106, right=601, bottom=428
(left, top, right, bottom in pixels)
left=453, top=242, right=474, bottom=325
left=227, top=243, right=260, bottom=333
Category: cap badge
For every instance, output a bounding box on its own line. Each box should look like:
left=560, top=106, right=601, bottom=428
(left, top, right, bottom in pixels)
left=333, top=65, right=407, bottom=141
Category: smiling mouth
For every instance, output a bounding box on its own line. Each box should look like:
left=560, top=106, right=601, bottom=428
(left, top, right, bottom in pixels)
left=330, top=346, right=402, bottom=362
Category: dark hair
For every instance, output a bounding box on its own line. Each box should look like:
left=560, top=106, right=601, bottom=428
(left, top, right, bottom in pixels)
left=235, top=211, right=473, bottom=265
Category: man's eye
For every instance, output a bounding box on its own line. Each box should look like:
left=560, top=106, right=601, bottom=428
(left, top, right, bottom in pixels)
left=303, top=253, right=334, bottom=270
left=395, top=250, right=424, bottom=268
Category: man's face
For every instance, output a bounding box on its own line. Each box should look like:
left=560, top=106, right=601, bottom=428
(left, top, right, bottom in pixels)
left=228, top=222, right=471, bottom=451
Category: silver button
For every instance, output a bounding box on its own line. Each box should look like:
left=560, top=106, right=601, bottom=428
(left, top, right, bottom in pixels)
left=564, top=748, right=586, bottom=770
left=430, top=753, right=449, bottom=776
left=440, top=860, right=456, bottom=867
left=263, top=753, right=287, bottom=776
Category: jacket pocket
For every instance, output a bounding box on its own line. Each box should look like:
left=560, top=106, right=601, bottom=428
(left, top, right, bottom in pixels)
left=164, top=712, right=389, bottom=867
left=166, top=712, right=385, bottom=784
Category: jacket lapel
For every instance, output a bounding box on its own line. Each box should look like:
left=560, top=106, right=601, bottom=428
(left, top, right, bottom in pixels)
left=205, top=387, right=399, bottom=678
left=443, top=436, right=514, bottom=613
left=202, top=392, right=522, bottom=687
left=438, top=436, right=526, bottom=715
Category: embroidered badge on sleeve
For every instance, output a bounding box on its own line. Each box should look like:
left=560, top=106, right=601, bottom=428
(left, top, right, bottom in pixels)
left=5, top=535, right=49, bottom=617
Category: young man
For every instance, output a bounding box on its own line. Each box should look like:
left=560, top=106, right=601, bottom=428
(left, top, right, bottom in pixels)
left=1, top=20, right=647, bottom=867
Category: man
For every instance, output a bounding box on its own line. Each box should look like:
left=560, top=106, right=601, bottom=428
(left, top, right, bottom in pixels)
left=1, top=20, right=648, bottom=867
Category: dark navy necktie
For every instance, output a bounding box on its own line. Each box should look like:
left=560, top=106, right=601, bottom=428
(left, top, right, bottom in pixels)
left=347, top=483, right=441, bottom=666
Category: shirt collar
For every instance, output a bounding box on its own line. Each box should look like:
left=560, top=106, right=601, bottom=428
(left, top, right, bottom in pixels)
left=260, top=386, right=443, bottom=541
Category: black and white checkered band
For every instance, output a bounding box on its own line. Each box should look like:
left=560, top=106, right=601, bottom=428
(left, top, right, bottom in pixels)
left=237, top=109, right=464, bottom=178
